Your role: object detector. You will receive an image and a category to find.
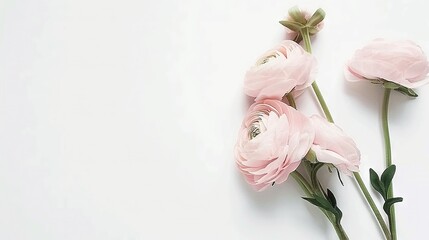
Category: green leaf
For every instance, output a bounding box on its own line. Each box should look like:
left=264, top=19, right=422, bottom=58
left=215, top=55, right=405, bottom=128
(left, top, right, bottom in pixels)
left=294, top=35, right=303, bottom=43
left=302, top=197, right=327, bottom=210
left=279, top=20, right=304, bottom=32
left=325, top=189, right=343, bottom=224
left=307, top=8, right=325, bottom=27
left=383, top=197, right=403, bottom=215
left=303, top=193, right=343, bottom=226
left=381, top=165, right=396, bottom=192
left=382, top=81, right=418, bottom=97
left=369, top=168, right=387, bottom=200
left=310, top=162, right=324, bottom=179
left=383, top=81, right=400, bottom=89
left=370, top=79, right=384, bottom=85
left=326, top=189, right=337, bottom=208
left=395, top=86, right=418, bottom=97
left=320, top=186, right=328, bottom=199
left=308, top=26, right=319, bottom=35
left=335, top=167, right=344, bottom=186
left=288, top=6, right=307, bottom=24
left=334, top=206, right=343, bottom=225
left=302, top=195, right=336, bottom=214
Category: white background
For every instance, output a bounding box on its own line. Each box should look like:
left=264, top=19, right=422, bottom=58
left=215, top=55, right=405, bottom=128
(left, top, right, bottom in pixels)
left=0, top=0, right=428, bottom=239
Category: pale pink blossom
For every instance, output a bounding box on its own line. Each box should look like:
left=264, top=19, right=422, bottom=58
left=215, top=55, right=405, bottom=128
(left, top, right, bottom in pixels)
left=244, top=40, right=317, bottom=101
left=345, top=39, right=429, bottom=89
left=235, top=99, right=314, bottom=191
left=310, top=115, right=360, bottom=176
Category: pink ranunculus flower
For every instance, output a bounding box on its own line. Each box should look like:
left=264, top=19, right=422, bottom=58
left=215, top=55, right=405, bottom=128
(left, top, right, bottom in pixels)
left=235, top=99, right=315, bottom=191
left=244, top=40, right=317, bottom=101
left=310, top=115, right=360, bottom=176
left=345, top=39, right=429, bottom=89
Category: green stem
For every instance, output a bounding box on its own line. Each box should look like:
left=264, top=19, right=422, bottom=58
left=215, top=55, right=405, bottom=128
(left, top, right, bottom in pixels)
left=310, top=163, right=324, bottom=196
left=312, top=165, right=349, bottom=240
left=286, top=93, right=297, bottom=109
left=354, top=172, right=392, bottom=240
left=311, top=81, right=334, bottom=123
left=332, top=221, right=349, bottom=240
left=291, top=171, right=349, bottom=239
left=388, top=214, right=395, bottom=240
left=382, top=88, right=396, bottom=240
left=300, top=29, right=334, bottom=123
left=301, top=28, right=312, bottom=53
left=382, top=88, right=392, bottom=167
left=301, top=29, right=391, bottom=240
left=291, top=171, right=314, bottom=196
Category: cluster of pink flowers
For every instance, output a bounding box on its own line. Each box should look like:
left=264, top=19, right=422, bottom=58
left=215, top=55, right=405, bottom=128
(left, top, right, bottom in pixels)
left=235, top=40, right=360, bottom=191
left=234, top=6, right=429, bottom=239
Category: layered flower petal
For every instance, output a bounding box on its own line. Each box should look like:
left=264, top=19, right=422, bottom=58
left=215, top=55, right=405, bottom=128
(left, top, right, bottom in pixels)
left=244, top=40, right=317, bottom=101
left=345, top=39, right=429, bottom=89
left=235, top=100, right=315, bottom=191
left=310, top=115, right=360, bottom=176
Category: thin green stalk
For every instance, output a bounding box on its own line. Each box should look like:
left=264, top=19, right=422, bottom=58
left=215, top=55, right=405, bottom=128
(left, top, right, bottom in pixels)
left=300, top=29, right=334, bottom=123
left=382, top=89, right=392, bottom=167
left=311, top=82, right=334, bottom=122
left=291, top=171, right=314, bottom=196
left=332, top=221, right=349, bottom=240
left=286, top=93, right=297, bottom=109
left=311, top=165, right=349, bottom=240
left=310, top=163, right=324, bottom=197
left=388, top=214, right=395, bottom=240
left=300, top=28, right=391, bottom=240
left=291, top=171, right=349, bottom=239
left=382, top=88, right=396, bottom=240
left=354, top=172, right=391, bottom=240
left=301, top=28, right=312, bottom=53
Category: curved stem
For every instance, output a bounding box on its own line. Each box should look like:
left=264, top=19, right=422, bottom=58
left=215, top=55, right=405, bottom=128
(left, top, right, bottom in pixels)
left=310, top=163, right=325, bottom=196
left=382, top=88, right=396, bottom=240
left=300, top=29, right=391, bottom=240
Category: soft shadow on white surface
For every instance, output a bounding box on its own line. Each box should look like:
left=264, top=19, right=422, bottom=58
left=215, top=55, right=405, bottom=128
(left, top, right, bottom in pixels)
left=233, top=167, right=332, bottom=236
left=343, top=80, right=384, bottom=115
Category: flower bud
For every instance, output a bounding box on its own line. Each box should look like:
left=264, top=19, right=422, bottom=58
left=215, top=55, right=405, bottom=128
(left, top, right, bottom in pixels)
left=280, top=6, right=325, bottom=42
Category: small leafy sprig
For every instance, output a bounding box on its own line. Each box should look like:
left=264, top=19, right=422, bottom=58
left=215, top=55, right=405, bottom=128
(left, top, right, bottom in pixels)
left=303, top=188, right=343, bottom=226
left=369, top=165, right=403, bottom=235
left=299, top=161, right=348, bottom=239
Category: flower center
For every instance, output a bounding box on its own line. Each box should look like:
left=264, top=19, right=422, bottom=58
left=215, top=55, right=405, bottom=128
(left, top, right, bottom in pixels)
left=256, top=52, right=281, bottom=66
left=249, top=125, right=261, bottom=139
left=248, top=112, right=269, bottom=139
